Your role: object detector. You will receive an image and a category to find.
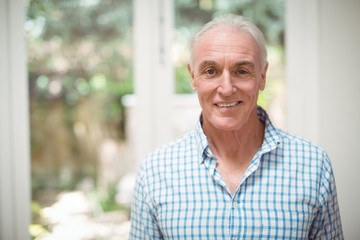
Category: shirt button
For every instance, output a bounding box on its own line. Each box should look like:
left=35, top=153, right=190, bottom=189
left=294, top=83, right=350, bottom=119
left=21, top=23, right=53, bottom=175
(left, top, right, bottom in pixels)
left=232, top=202, right=238, bottom=208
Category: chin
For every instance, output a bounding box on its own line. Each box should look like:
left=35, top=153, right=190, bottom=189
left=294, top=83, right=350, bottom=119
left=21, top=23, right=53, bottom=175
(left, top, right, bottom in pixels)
left=210, top=118, right=243, bottom=131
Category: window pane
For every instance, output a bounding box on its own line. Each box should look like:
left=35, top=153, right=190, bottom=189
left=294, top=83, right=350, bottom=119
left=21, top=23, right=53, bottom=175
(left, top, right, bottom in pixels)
left=27, top=0, right=133, bottom=239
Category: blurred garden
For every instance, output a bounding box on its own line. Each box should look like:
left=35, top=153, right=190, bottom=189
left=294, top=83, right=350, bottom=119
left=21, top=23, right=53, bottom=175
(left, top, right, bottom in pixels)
left=27, top=0, right=285, bottom=239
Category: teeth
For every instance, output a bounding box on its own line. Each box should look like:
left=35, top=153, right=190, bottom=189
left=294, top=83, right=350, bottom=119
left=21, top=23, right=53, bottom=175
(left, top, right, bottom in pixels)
left=217, top=102, right=240, bottom=108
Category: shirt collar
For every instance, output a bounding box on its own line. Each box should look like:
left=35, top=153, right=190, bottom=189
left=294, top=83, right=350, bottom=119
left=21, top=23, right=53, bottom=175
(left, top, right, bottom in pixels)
left=194, top=115, right=211, bottom=163
left=194, top=106, right=280, bottom=164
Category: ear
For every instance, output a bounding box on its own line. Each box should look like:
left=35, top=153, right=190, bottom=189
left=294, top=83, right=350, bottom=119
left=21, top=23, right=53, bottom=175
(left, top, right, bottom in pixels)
left=187, top=63, right=197, bottom=90
left=259, top=62, right=268, bottom=91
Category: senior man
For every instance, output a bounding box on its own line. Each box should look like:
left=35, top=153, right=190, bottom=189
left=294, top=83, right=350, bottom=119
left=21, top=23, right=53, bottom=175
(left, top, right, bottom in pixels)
left=130, top=14, right=343, bottom=239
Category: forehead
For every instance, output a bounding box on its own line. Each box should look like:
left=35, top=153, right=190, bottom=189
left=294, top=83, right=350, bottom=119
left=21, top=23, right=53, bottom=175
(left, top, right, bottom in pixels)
left=192, top=26, right=260, bottom=66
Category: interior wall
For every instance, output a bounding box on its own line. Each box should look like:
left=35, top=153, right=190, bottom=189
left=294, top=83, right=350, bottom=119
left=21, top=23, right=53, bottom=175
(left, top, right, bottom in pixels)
left=286, top=1, right=360, bottom=238
left=318, top=0, right=360, bottom=237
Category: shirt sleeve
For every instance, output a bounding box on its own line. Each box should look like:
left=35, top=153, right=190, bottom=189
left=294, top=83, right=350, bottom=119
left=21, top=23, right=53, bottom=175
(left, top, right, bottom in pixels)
left=309, top=153, right=344, bottom=239
left=129, top=165, right=163, bottom=240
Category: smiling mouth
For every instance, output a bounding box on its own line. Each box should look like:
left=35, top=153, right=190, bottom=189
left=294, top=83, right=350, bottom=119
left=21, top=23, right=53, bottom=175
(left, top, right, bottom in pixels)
left=215, top=101, right=241, bottom=108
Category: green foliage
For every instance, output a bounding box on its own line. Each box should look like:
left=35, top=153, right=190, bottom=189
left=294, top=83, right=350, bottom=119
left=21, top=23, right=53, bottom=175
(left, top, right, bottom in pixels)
left=30, top=201, right=50, bottom=239
left=31, top=201, right=42, bottom=222
left=174, top=0, right=285, bottom=45
left=97, top=185, right=129, bottom=213
left=27, top=0, right=133, bottom=114
left=29, top=224, right=49, bottom=240
left=27, top=0, right=133, bottom=104
left=175, top=64, right=194, bottom=94
left=28, top=0, right=133, bottom=197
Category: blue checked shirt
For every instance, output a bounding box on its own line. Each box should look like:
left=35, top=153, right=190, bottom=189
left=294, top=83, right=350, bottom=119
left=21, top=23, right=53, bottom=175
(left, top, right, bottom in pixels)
left=130, top=107, right=343, bottom=239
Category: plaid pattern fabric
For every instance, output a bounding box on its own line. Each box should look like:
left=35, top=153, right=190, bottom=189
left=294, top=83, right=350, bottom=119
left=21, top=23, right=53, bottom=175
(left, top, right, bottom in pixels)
left=130, top=107, right=343, bottom=239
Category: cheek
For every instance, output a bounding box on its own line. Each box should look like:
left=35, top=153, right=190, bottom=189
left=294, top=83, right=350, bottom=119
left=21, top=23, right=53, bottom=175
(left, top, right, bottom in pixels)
left=196, top=85, right=216, bottom=107
left=238, top=81, right=261, bottom=94
left=194, top=79, right=215, bottom=94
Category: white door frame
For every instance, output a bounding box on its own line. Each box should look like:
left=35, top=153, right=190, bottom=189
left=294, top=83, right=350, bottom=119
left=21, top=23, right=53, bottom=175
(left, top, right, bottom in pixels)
left=0, top=0, right=31, bottom=239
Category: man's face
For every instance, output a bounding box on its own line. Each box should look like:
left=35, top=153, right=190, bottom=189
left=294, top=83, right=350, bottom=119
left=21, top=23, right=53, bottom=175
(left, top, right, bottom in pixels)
left=188, top=26, right=267, bottom=131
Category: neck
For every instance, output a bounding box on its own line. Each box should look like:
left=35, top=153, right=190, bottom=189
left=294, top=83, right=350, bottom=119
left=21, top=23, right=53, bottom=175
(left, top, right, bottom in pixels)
left=203, top=112, right=265, bottom=161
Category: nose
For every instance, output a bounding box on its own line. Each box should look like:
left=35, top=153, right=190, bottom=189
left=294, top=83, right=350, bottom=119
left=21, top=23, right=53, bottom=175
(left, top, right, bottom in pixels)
left=217, top=71, right=235, bottom=96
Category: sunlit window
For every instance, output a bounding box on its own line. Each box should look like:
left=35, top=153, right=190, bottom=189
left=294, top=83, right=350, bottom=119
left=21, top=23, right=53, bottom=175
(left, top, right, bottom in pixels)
left=27, top=0, right=133, bottom=239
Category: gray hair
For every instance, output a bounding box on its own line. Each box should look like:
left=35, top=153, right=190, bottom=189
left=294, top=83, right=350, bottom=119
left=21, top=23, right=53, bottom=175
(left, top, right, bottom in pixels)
left=190, top=14, right=268, bottom=69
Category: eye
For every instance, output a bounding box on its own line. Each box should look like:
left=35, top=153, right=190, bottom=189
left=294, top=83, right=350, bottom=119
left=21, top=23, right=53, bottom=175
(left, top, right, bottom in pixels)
left=205, top=68, right=216, bottom=75
left=202, top=68, right=218, bottom=79
left=237, top=69, right=249, bottom=75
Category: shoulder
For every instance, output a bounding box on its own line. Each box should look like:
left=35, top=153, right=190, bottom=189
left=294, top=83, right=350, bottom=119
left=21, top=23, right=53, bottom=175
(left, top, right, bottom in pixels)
left=135, top=130, right=199, bottom=198
left=273, top=128, right=336, bottom=190
left=139, top=130, right=197, bottom=175
left=277, top=128, right=327, bottom=154
left=261, top=107, right=328, bottom=163
left=274, top=128, right=333, bottom=170
left=149, top=130, right=196, bottom=160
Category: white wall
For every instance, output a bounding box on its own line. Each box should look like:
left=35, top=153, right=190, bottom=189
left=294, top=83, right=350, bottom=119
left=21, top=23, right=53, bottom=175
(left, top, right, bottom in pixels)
left=319, top=1, right=360, bottom=238
left=286, top=1, right=360, bottom=238
left=132, top=0, right=175, bottom=164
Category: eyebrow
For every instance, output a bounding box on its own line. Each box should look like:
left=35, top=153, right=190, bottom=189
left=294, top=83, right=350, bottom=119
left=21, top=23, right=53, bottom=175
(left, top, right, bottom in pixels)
left=233, top=61, right=255, bottom=69
left=198, top=60, right=218, bottom=72
left=197, top=60, right=255, bottom=72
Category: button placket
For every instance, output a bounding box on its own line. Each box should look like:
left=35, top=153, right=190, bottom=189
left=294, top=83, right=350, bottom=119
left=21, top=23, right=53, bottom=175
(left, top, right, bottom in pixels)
left=230, top=190, right=241, bottom=238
